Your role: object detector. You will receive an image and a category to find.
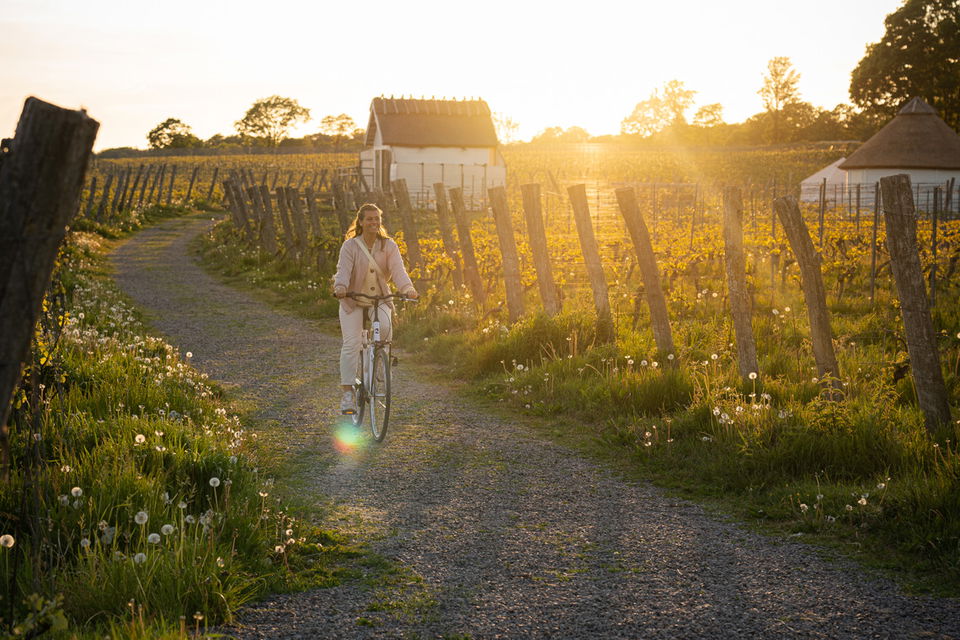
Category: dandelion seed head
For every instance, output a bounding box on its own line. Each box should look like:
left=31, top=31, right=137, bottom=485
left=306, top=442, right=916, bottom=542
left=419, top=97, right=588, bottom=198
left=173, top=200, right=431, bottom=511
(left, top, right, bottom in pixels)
left=134, top=552, right=147, bottom=564
left=161, top=524, right=175, bottom=535
left=0, top=534, right=15, bottom=548
left=71, top=487, right=83, bottom=497
left=209, top=477, right=221, bottom=488
left=134, top=511, right=148, bottom=525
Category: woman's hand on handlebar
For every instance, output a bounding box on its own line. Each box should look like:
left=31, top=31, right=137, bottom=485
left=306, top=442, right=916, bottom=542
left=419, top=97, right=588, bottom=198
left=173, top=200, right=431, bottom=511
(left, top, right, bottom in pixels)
left=333, top=286, right=347, bottom=299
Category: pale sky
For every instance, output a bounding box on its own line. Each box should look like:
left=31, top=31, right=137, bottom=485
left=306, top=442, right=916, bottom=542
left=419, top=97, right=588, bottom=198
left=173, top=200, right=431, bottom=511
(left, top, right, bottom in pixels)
left=1, top=0, right=903, bottom=150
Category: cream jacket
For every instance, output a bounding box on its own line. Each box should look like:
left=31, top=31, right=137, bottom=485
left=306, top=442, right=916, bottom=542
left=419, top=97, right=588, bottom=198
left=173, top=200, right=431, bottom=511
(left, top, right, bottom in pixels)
left=333, top=236, right=415, bottom=313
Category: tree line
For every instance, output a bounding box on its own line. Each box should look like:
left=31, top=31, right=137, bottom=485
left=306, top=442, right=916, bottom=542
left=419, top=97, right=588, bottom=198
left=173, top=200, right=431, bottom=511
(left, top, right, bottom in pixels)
left=142, top=96, right=364, bottom=155
left=531, top=0, right=958, bottom=146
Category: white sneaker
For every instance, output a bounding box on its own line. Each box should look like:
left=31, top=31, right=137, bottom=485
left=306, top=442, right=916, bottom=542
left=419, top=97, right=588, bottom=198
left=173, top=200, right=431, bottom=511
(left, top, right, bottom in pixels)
left=339, top=390, right=356, bottom=414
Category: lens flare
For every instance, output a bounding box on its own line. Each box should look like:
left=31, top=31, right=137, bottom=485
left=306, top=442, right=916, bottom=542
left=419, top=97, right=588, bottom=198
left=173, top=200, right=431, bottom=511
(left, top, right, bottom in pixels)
left=333, top=420, right=365, bottom=454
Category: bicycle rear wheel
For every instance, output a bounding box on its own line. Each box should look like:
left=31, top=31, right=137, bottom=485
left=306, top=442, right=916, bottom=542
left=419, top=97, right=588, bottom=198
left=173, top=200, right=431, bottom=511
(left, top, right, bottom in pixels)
left=369, top=347, right=391, bottom=441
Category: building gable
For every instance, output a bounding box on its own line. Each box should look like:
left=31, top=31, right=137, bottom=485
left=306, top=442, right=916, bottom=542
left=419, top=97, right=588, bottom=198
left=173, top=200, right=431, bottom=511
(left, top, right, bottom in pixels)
left=365, top=97, right=499, bottom=148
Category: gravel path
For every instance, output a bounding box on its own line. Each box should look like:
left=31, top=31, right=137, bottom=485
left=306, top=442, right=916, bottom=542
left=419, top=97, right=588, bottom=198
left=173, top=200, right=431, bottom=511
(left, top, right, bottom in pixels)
left=111, top=214, right=960, bottom=639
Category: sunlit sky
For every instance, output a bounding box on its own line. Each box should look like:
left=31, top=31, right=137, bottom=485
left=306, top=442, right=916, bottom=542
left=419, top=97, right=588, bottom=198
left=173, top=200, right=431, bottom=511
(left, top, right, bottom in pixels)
left=1, top=0, right=903, bottom=150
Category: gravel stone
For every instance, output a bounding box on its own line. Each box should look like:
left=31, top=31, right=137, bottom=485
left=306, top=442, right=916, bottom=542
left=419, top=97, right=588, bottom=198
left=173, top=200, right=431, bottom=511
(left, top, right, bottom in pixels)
left=111, top=215, right=960, bottom=639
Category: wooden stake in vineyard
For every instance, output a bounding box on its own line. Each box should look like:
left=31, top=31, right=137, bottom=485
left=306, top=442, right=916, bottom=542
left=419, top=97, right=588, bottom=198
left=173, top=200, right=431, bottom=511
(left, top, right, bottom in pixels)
left=722, top=186, right=759, bottom=380
left=567, top=184, right=614, bottom=343
left=448, top=187, right=486, bottom=306
left=520, top=183, right=561, bottom=316
left=433, top=183, right=464, bottom=290
left=773, top=195, right=841, bottom=391
left=391, top=179, right=423, bottom=272
left=0, top=97, right=99, bottom=447
left=488, top=185, right=525, bottom=322
left=615, top=187, right=675, bottom=358
left=879, top=174, right=951, bottom=433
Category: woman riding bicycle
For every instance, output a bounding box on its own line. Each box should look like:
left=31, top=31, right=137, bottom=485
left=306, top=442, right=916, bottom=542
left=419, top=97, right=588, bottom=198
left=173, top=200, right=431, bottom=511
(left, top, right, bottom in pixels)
left=333, top=203, right=418, bottom=413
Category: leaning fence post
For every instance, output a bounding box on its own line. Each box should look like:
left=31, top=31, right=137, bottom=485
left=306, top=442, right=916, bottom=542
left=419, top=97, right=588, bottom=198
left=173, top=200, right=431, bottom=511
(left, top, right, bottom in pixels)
left=520, top=183, right=561, bottom=316
left=449, top=187, right=486, bottom=306
left=165, top=165, right=177, bottom=206
left=0, top=97, right=99, bottom=443
left=615, top=186, right=675, bottom=357
left=773, top=195, right=841, bottom=390
left=880, top=174, right=951, bottom=432
left=568, top=184, right=614, bottom=342
left=722, top=186, right=759, bottom=380
left=433, top=182, right=464, bottom=290
left=391, top=179, right=423, bottom=272
left=488, top=185, right=525, bottom=322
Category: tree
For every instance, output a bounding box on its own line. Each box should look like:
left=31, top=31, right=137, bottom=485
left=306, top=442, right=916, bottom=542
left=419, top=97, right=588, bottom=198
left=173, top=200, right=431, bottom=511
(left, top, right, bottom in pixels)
left=530, top=126, right=590, bottom=144
left=235, top=96, right=310, bottom=147
left=147, top=118, right=200, bottom=150
left=319, top=114, right=358, bottom=152
left=621, top=80, right=696, bottom=137
left=850, top=0, right=960, bottom=130
left=759, top=57, right=802, bottom=143
left=693, top=103, right=725, bottom=128
left=493, top=113, right=520, bottom=144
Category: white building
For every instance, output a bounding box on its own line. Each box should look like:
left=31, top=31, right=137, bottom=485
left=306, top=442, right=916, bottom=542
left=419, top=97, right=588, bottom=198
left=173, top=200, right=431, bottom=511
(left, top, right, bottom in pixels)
left=799, top=158, right=847, bottom=203
left=359, top=97, right=506, bottom=209
left=839, top=97, right=960, bottom=210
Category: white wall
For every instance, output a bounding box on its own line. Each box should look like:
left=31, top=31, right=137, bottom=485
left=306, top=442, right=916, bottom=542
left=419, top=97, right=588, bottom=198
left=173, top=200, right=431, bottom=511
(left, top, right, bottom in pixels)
left=390, top=146, right=493, bottom=165
left=845, top=168, right=960, bottom=210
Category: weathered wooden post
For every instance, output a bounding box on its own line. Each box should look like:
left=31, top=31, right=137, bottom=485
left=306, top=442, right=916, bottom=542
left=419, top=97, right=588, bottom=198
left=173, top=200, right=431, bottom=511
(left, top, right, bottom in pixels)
left=568, top=184, right=614, bottom=342
left=449, top=187, right=486, bottom=306
left=722, top=187, right=759, bottom=379
left=123, top=164, right=144, bottom=211
left=152, top=163, right=166, bottom=205
left=331, top=180, right=352, bottom=236
left=0, top=97, right=99, bottom=439
left=615, top=186, right=675, bottom=357
left=869, top=183, right=880, bottom=303
left=95, top=171, right=114, bottom=220
left=274, top=186, right=298, bottom=257
left=136, top=165, right=153, bottom=209
left=285, top=187, right=310, bottom=262
left=206, top=166, right=220, bottom=202
left=488, top=185, right=526, bottom=322
left=390, top=179, right=423, bottom=271
left=84, top=175, right=98, bottom=218
left=880, top=174, right=951, bottom=432
left=432, top=182, right=464, bottom=290
left=520, top=183, right=561, bottom=316
left=165, top=165, right=177, bottom=206
left=773, top=196, right=841, bottom=389
left=184, top=166, right=199, bottom=203
left=930, top=187, right=940, bottom=307
left=304, top=187, right=324, bottom=239
left=224, top=180, right=252, bottom=243
left=250, top=185, right=278, bottom=254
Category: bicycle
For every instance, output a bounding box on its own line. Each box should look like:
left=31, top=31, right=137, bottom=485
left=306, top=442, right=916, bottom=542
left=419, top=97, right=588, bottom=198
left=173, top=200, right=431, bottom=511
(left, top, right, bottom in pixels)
left=343, top=292, right=415, bottom=441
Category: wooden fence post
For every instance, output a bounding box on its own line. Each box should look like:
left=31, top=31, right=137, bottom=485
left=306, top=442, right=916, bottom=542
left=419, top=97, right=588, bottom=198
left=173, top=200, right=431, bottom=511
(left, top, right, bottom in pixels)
left=165, top=165, right=176, bottom=206
left=0, top=97, right=99, bottom=438
left=773, top=196, right=841, bottom=389
left=488, top=185, right=525, bottom=322
left=85, top=175, right=98, bottom=218
left=274, top=186, right=298, bottom=257
left=136, top=165, right=152, bottom=209
left=123, top=164, right=144, bottom=211
left=304, top=187, right=324, bottom=239
left=520, top=183, right=561, bottom=316
left=568, top=184, right=614, bottom=342
left=331, top=180, right=351, bottom=236
left=206, top=166, right=219, bottom=202
left=110, top=168, right=128, bottom=215
left=722, top=187, right=759, bottom=380
left=449, top=187, right=486, bottom=306
left=285, top=187, right=310, bottom=262
left=432, top=183, right=464, bottom=289
left=880, top=174, right=952, bottom=432
left=152, top=164, right=165, bottom=205
left=251, top=185, right=278, bottom=255
left=185, top=166, right=199, bottom=203
left=95, top=171, right=113, bottom=220
left=391, top=178, right=423, bottom=271
left=615, top=186, right=675, bottom=357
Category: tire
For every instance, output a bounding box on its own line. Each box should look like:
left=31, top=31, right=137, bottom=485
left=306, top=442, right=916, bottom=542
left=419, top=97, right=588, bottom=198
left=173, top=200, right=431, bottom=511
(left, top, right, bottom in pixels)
left=352, top=348, right=366, bottom=427
left=369, top=346, right=391, bottom=441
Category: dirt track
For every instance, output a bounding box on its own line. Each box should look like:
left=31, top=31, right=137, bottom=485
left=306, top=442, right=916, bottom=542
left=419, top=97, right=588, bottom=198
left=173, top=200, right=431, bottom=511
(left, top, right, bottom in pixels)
left=111, top=213, right=960, bottom=639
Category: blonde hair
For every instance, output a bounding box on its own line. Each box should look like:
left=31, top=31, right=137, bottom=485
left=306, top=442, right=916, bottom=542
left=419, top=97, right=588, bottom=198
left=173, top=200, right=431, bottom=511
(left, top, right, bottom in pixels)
left=345, top=203, right=392, bottom=242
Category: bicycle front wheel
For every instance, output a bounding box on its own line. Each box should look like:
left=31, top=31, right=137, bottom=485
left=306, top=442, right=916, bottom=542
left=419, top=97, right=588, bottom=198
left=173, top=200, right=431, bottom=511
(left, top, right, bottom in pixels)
left=369, top=347, right=391, bottom=442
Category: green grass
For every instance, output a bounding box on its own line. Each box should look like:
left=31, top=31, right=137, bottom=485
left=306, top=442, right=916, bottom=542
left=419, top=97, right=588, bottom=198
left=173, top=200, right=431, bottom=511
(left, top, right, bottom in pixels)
left=0, top=206, right=390, bottom=638
left=195, top=216, right=960, bottom=595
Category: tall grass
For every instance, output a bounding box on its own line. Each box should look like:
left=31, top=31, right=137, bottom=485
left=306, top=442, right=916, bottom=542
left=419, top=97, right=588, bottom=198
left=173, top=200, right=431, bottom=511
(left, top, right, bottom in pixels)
left=0, top=208, right=340, bottom=637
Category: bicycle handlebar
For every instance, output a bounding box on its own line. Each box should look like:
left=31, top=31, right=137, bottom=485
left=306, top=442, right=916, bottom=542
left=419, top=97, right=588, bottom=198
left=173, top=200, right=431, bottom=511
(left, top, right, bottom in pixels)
left=344, top=292, right=418, bottom=303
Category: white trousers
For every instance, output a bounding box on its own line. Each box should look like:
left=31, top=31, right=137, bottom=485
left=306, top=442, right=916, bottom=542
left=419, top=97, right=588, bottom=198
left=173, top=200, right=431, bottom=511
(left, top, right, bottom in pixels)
left=339, top=303, right=392, bottom=386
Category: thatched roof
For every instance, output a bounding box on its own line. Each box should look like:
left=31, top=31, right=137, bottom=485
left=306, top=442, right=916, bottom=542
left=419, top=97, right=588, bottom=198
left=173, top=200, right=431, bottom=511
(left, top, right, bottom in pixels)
left=839, top=97, right=960, bottom=170
left=365, top=97, right=499, bottom=148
